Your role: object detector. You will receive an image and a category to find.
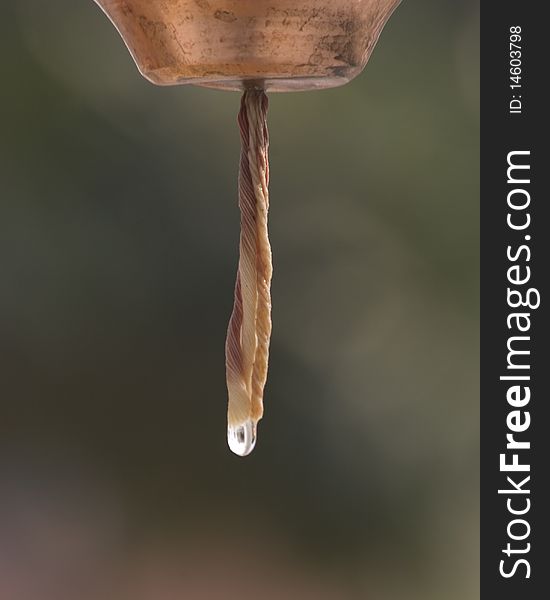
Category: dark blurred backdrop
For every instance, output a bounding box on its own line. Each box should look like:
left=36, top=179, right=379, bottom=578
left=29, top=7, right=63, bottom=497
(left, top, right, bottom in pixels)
left=1, top=1, right=479, bottom=599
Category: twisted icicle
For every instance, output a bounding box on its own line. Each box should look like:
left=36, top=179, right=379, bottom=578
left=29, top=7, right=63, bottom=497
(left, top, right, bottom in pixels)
left=226, top=89, right=272, bottom=457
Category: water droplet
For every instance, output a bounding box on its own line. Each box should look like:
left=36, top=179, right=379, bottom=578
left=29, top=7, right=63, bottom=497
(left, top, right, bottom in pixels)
left=227, top=419, right=257, bottom=456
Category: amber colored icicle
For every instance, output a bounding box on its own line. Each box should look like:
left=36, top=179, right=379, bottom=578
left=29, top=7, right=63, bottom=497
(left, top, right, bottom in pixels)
left=226, top=89, right=272, bottom=457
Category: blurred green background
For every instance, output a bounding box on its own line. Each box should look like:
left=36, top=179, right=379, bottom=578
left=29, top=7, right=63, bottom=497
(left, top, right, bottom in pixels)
left=1, top=1, right=479, bottom=599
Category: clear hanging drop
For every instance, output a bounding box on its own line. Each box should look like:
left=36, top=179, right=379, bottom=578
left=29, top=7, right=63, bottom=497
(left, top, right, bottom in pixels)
left=227, top=419, right=257, bottom=457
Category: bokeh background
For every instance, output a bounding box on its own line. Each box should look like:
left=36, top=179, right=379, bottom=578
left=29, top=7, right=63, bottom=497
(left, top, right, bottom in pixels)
left=1, top=1, right=479, bottom=599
